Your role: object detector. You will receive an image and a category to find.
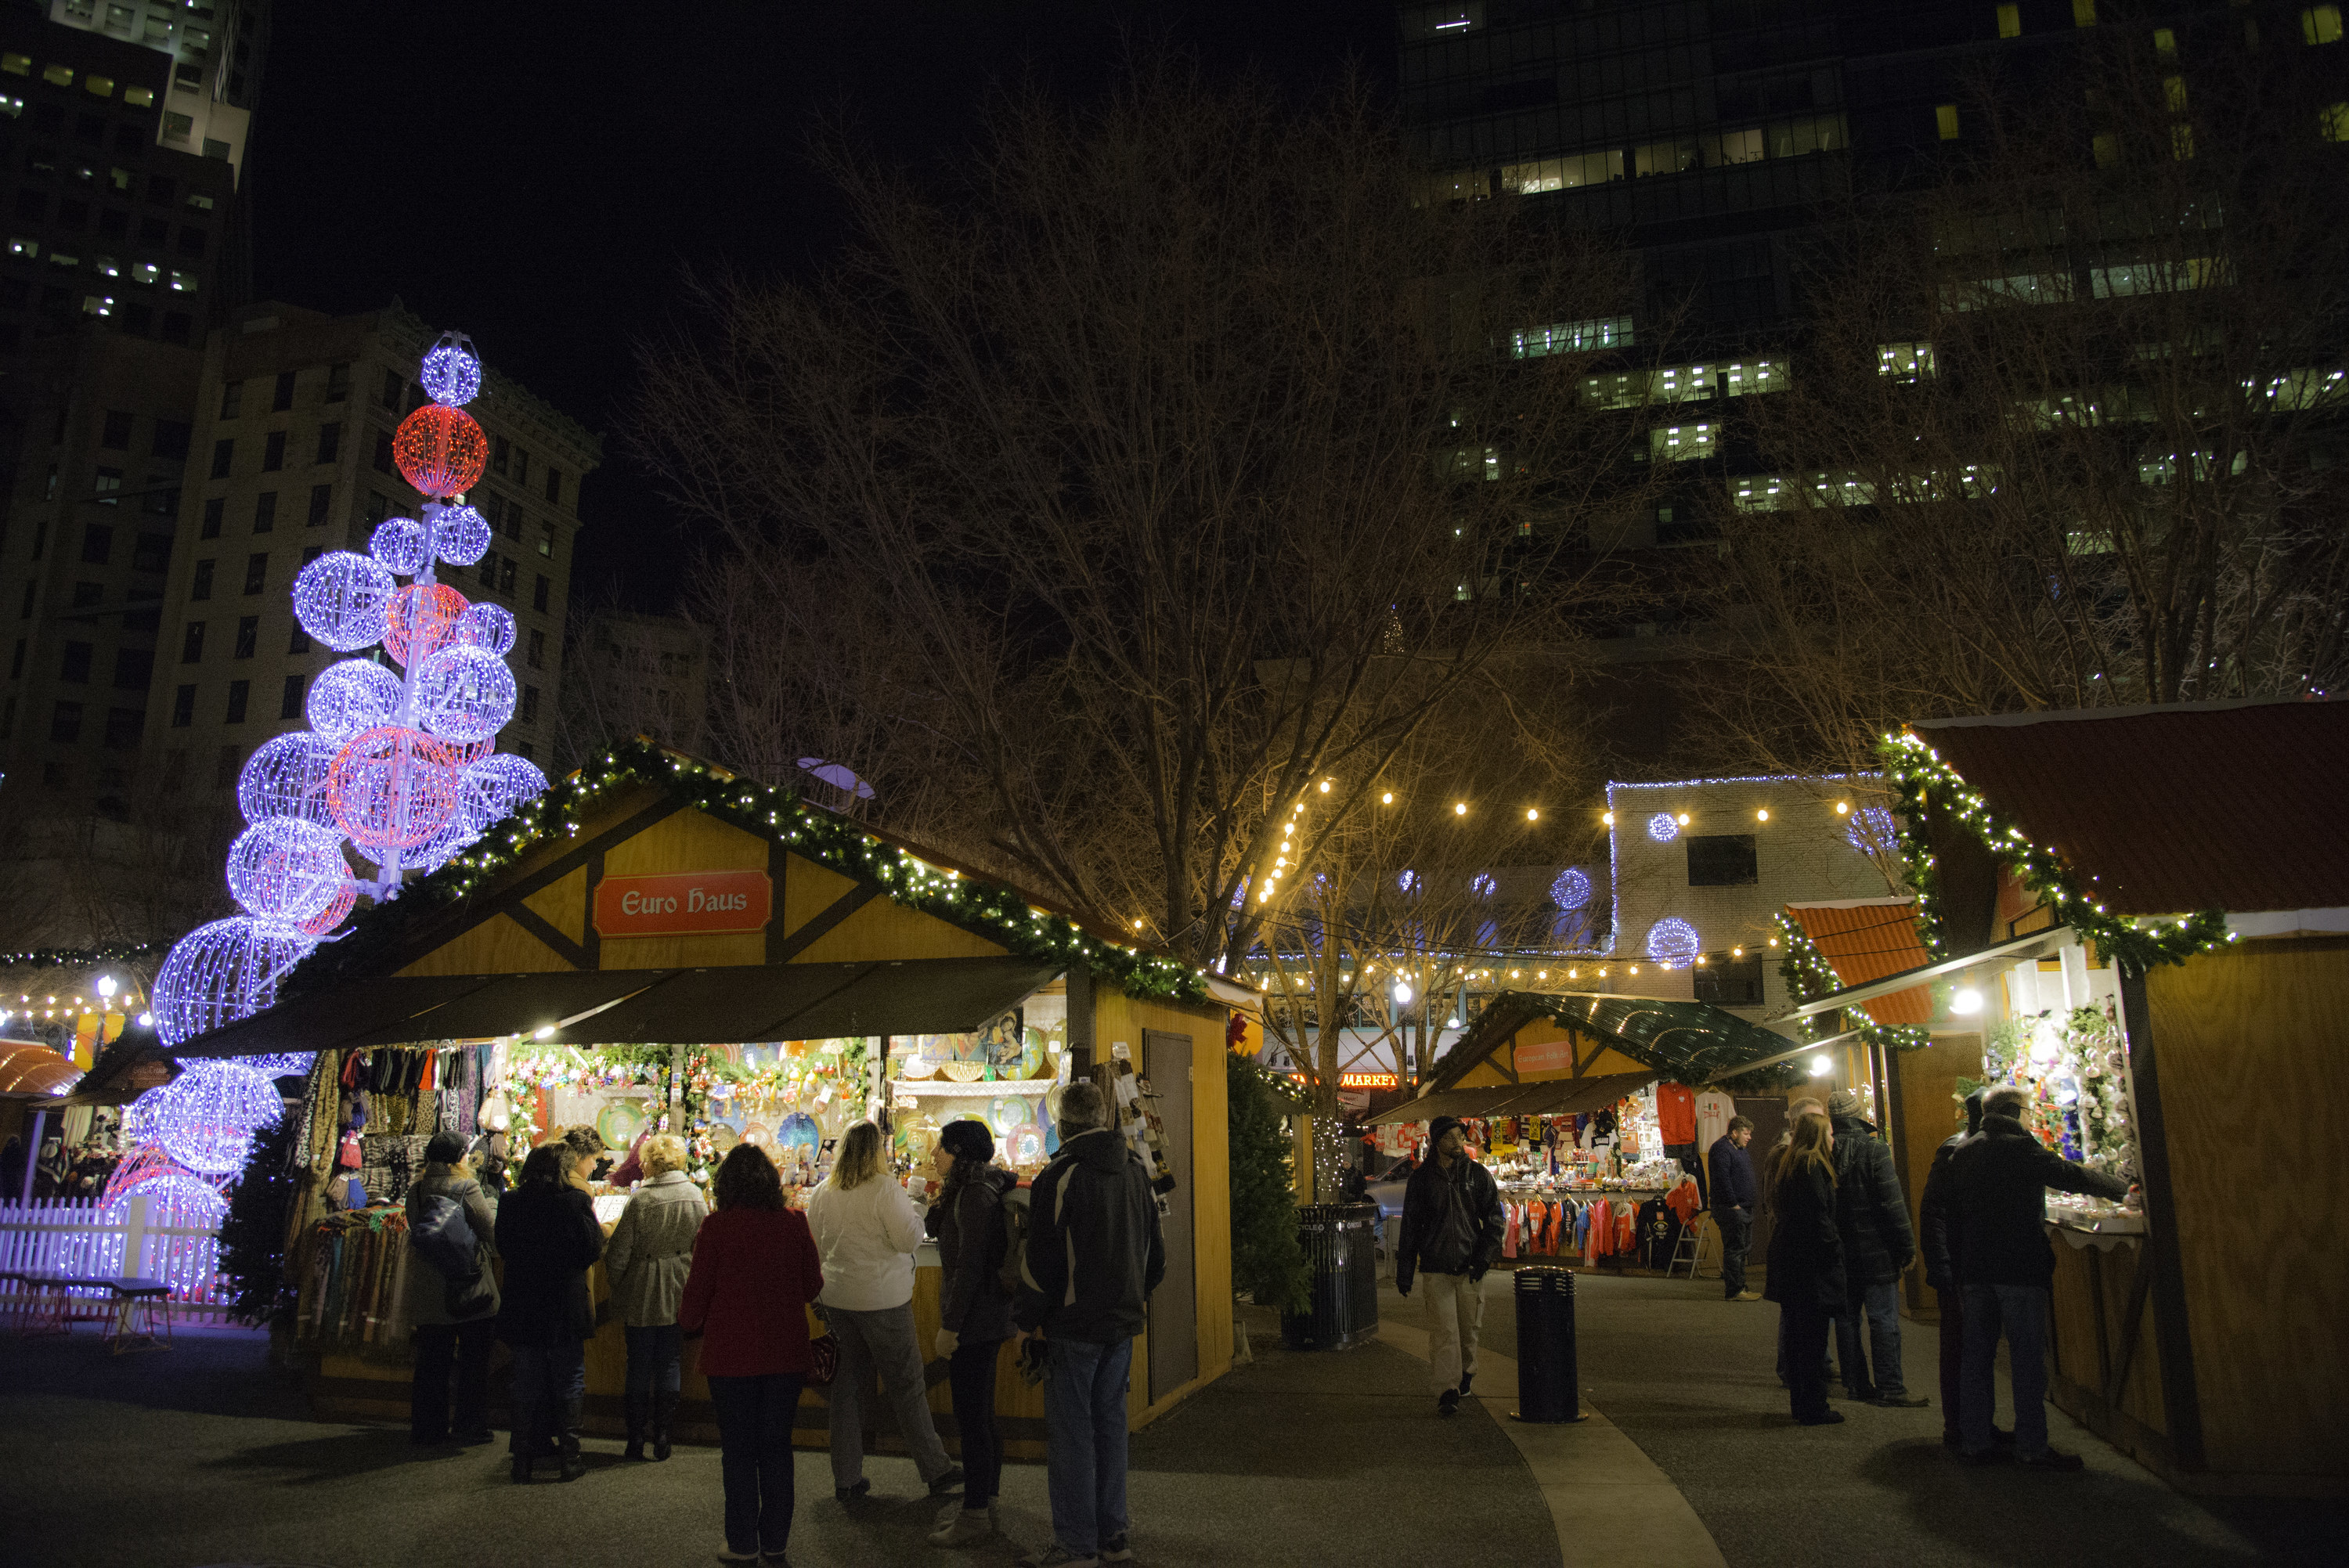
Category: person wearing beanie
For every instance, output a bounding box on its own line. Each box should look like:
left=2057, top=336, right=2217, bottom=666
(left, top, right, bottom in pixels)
left=1826, top=1087, right=1921, bottom=1407
left=1920, top=1091, right=1994, bottom=1447
left=402, top=1129, right=500, bottom=1447
left=1395, top=1115, right=1505, bottom=1417
left=925, top=1118, right=1019, bottom=1547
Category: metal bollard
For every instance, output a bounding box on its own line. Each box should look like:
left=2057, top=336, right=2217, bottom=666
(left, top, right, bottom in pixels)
left=1513, top=1264, right=1586, bottom=1422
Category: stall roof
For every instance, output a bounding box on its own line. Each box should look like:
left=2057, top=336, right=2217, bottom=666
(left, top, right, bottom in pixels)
left=1911, top=701, right=2349, bottom=916
left=1782, top=899, right=1932, bottom=1026
left=174, top=957, right=1065, bottom=1056
left=0, top=1040, right=79, bottom=1098
left=1425, top=989, right=1804, bottom=1098
left=1363, top=1072, right=1654, bottom=1125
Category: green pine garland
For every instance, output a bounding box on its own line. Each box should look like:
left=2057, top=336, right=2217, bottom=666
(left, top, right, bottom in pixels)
left=1773, top=913, right=1931, bottom=1052
left=1879, top=731, right=2232, bottom=972
left=281, top=741, right=1208, bottom=1005
left=0, top=940, right=164, bottom=971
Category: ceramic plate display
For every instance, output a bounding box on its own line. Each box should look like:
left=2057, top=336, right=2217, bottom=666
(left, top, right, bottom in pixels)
left=1044, top=1083, right=1066, bottom=1124
left=988, top=1096, right=1033, bottom=1136
left=1009, top=1126, right=1045, bottom=1166
left=900, top=1056, right=936, bottom=1080
left=742, top=1120, right=773, bottom=1148
left=942, top=1061, right=984, bottom=1083
left=597, top=1100, right=647, bottom=1151
left=778, top=1111, right=821, bottom=1152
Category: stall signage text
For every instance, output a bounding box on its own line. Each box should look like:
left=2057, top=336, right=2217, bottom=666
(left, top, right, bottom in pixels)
left=593, top=870, right=774, bottom=938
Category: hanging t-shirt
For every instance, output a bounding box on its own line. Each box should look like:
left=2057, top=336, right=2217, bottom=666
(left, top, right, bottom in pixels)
left=1575, top=1202, right=1594, bottom=1253
left=1656, top=1083, right=1698, bottom=1146
left=1665, top=1179, right=1702, bottom=1225
left=1694, top=1090, right=1734, bottom=1152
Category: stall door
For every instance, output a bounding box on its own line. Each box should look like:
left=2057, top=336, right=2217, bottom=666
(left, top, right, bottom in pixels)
left=1737, top=1096, right=1790, bottom=1266
left=1142, top=1029, right=1196, bottom=1403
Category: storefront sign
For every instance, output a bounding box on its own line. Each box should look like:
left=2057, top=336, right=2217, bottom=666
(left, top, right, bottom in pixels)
left=593, top=870, right=774, bottom=938
left=1285, top=1071, right=1399, bottom=1089
left=1515, top=1036, right=1578, bottom=1076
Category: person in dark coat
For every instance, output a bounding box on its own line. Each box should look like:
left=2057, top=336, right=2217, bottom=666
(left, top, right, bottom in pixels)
left=1950, top=1085, right=2131, bottom=1470
left=403, top=1132, right=500, bottom=1447
left=1918, top=1090, right=2001, bottom=1447
left=925, top=1119, right=1018, bottom=1548
left=1395, top=1116, right=1506, bottom=1417
left=1826, top=1089, right=1921, bottom=1405
left=1706, top=1116, right=1759, bottom=1301
left=1763, top=1110, right=1848, bottom=1426
left=494, top=1141, right=605, bottom=1483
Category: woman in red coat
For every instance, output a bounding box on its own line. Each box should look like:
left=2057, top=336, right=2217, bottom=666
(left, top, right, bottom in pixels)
left=680, top=1143, right=825, bottom=1564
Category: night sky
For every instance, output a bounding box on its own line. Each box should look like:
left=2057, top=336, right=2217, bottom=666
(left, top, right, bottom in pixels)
left=249, top=1, right=1396, bottom=612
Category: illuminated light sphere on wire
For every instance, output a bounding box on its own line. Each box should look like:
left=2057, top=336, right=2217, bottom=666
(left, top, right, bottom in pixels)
left=1398, top=869, right=1419, bottom=894
left=1645, top=917, right=1702, bottom=970
left=392, top=403, right=489, bottom=497
left=1847, top=805, right=1899, bottom=856
left=299, top=878, right=356, bottom=936
left=225, top=817, right=354, bottom=925
left=435, top=503, right=492, bottom=567
left=1550, top=867, right=1592, bottom=910
left=413, top=643, right=517, bottom=743
left=149, top=1059, right=285, bottom=1175
left=1647, top=812, right=1680, bottom=843
left=236, top=730, right=341, bottom=826
left=242, top=1052, right=318, bottom=1077
left=303, top=658, right=404, bottom=745
left=383, top=581, right=469, bottom=668
left=1470, top=873, right=1497, bottom=898
left=150, top=915, right=316, bottom=1046
left=408, top=753, right=545, bottom=872
left=451, top=600, right=515, bottom=657
left=291, top=551, right=397, bottom=653
left=419, top=330, right=482, bottom=407
left=328, top=724, right=462, bottom=849
left=368, top=516, right=431, bottom=576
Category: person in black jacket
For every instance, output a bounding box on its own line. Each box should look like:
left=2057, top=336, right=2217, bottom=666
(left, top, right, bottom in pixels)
left=1826, top=1089, right=1921, bottom=1406
left=926, top=1119, right=1017, bottom=1548
left=1763, top=1110, right=1848, bottom=1426
left=495, top=1141, right=606, bottom=1484
left=1014, top=1080, right=1164, bottom=1568
left=1918, top=1090, right=1996, bottom=1447
left=1949, top=1085, right=2130, bottom=1470
left=1395, top=1116, right=1505, bottom=1418
left=1706, top=1116, right=1759, bottom=1301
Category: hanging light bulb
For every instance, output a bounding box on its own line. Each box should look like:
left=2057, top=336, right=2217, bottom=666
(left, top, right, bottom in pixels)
left=1952, top=988, right=1983, bottom=1015
left=1810, top=1054, right=1832, bottom=1077
left=1391, top=977, right=1414, bottom=1006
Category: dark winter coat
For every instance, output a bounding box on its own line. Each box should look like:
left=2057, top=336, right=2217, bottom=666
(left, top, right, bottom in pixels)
left=930, top=1165, right=1017, bottom=1343
left=1762, top=1159, right=1847, bottom=1313
left=1707, top=1134, right=1757, bottom=1216
left=1829, top=1112, right=1915, bottom=1289
left=1947, top=1112, right=2130, bottom=1289
left=1918, top=1133, right=1966, bottom=1290
left=401, top=1164, right=500, bottom=1328
left=1015, top=1128, right=1165, bottom=1343
left=493, top=1181, right=604, bottom=1347
left=1395, top=1154, right=1504, bottom=1292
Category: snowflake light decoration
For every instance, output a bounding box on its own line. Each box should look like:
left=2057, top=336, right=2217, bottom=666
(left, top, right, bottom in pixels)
left=1647, top=812, right=1680, bottom=843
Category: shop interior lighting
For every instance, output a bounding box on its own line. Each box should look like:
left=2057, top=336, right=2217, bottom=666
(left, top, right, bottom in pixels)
left=1756, top=809, right=1770, bottom=821
left=1951, top=988, right=1983, bottom=1015
left=1810, top=1054, right=1832, bottom=1077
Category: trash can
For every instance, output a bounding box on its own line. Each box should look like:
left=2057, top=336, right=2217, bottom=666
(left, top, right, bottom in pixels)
left=1514, top=1264, right=1582, bottom=1421
left=1282, top=1202, right=1383, bottom=1350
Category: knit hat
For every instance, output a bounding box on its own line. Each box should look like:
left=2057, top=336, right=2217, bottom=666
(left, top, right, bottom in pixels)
left=1427, top=1116, right=1466, bottom=1147
left=1825, top=1089, right=1864, bottom=1120
left=424, top=1131, right=468, bottom=1165
left=940, top=1119, right=995, bottom=1163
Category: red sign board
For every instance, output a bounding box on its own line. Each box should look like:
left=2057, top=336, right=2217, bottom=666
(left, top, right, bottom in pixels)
left=593, top=870, right=774, bottom=938
left=1515, top=1036, right=1577, bottom=1076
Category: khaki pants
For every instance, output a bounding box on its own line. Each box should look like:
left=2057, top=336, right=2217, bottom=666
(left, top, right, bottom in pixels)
left=1422, top=1270, right=1484, bottom=1394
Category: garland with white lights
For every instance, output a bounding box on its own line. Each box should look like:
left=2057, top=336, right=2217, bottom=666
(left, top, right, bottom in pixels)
left=1771, top=913, right=1930, bottom=1052
left=279, top=740, right=1211, bottom=1006
left=0, top=940, right=164, bottom=971
left=1880, top=732, right=2231, bottom=971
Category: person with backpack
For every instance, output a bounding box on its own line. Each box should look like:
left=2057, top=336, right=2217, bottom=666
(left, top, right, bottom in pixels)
left=495, top=1141, right=606, bottom=1483
left=604, top=1131, right=707, bottom=1461
left=925, top=1119, right=1019, bottom=1548
left=403, top=1130, right=500, bottom=1447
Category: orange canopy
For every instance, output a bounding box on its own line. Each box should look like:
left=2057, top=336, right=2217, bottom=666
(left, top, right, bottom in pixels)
left=0, top=1040, right=81, bottom=1098
left=1782, top=899, right=1933, bottom=1027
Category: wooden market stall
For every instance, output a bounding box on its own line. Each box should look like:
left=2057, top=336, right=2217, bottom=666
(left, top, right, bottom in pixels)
left=1783, top=701, right=2349, bottom=1498
left=179, top=743, right=1247, bottom=1455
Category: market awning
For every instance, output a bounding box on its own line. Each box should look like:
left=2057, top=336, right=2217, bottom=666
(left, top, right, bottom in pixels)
left=1363, top=1072, right=1657, bottom=1125
left=171, top=971, right=662, bottom=1059
left=0, top=1040, right=80, bottom=1098
left=1783, top=899, right=1932, bottom=1026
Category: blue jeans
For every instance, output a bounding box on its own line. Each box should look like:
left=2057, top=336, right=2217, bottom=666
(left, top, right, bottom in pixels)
left=1961, top=1283, right=2051, bottom=1459
left=624, top=1323, right=684, bottom=1397
left=1044, top=1337, right=1131, bottom=1557
left=1835, top=1280, right=1908, bottom=1398
left=709, top=1372, right=806, bottom=1556
left=507, top=1340, right=586, bottom=1454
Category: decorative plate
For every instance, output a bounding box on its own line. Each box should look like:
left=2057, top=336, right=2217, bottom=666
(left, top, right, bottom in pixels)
left=597, top=1100, right=647, bottom=1151
left=900, top=1056, right=936, bottom=1080
left=778, top=1112, right=821, bottom=1152
left=709, top=1123, right=740, bottom=1154
left=1009, top=1126, right=1045, bottom=1166
left=988, top=1096, right=1032, bottom=1136
left=942, top=1061, right=985, bottom=1083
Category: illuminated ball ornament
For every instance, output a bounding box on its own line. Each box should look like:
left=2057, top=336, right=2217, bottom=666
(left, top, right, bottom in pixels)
left=393, top=403, right=489, bottom=498
left=1847, top=806, right=1899, bottom=856
left=413, top=643, right=517, bottom=742
left=435, top=503, right=491, bottom=567
left=384, top=581, right=468, bottom=668
left=301, top=878, right=356, bottom=936
left=292, top=551, right=397, bottom=653
left=469, top=752, right=549, bottom=816
left=236, top=730, right=340, bottom=827
left=150, top=916, right=316, bottom=1046
left=304, top=658, right=403, bottom=744
left=1647, top=812, right=1680, bottom=843
left=368, top=516, right=431, bottom=576
left=451, top=600, right=516, bottom=657
left=329, top=724, right=462, bottom=849
left=420, top=330, right=482, bottom=407
left=1645, top=917, right=1701, bottom=970
left=1550, top=867, right=1592, bottom=910
left=226, top=818, right=354, bottom=925
left=148, top=1060, right=285, bottom=1175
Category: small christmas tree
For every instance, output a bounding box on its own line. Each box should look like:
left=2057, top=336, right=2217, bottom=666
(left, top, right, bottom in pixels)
left=216, top=1105, right=301, bottom=1328
left=1226, top=1052, right=1310, bottom=1312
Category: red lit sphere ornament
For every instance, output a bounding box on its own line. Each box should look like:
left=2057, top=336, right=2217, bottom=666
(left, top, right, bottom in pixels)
left=301, top=878, right=357, bottom=936
left=384, top=582, right=469, bottom=668
left=327, top=723, right=461, bottom=849
left=392, top=404, right=489, bottom=498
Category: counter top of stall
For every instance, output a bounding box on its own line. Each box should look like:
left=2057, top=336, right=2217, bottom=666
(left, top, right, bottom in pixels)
left=2045, top=1190, right=2145, bottom=1247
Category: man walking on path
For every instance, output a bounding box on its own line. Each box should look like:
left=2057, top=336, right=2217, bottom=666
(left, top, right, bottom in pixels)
left=1015, top=1080, right=1165, bottom=1568
left=1395, top=1116, right=1505, bottom=1418
left=1827, top=1089, right=1923, bottom=1407
left=1707, top=1116, right=1759, bottom=1301
left=1919, top=1090, right=2000, bottom=1447
left=1950, top=1084, right=2131, bottom=1471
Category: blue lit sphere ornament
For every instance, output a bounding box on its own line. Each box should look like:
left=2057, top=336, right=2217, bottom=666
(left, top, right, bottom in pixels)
left=409, top=752, right=543, bottom=871
left=1645, top=917, right=1701, bottom=970
left=435, top=503, right=491, bottom=567
left=413, top=644, right=517, bottom=743
left=451, top=600, right=516, bottom=657
left=369, top=516, right=430, bottom=576
left=1470, top=873, right=1498, bottom=898
left=237, top=730, right=339, bottom=827
left=1398, top=870, right=1420, bottom=894
left=105, top=1167, right=228, bottom=1224
left=225, top=818, right=353, bottom=925
left=147, top=1060, right=284, bottom=1176
left=293, top=551, right=397, bottom=653
left=420, top=330, right=482, bottom=408
left=1647, top=812, right=1680, bottom=843
left=1550, top=867, right=1592, bottom=910
left=242, top=1052, right=317, bottom=1077
left=151, top=916, right=316, bottom=1047
left=1848, top=806, right=1898, bottom=856
left=305, top=658, right=404, bottom=744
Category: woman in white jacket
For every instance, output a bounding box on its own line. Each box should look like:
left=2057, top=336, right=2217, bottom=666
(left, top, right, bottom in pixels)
left=805, top=1121, right=961, bottom=1503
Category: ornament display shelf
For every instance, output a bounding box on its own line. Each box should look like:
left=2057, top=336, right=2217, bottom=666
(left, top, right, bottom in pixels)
left=891, top=1076, right=1055, bottom=1097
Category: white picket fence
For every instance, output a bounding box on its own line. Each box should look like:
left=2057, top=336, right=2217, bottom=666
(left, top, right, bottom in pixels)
left=0, top=1193, right=239, bottom=1323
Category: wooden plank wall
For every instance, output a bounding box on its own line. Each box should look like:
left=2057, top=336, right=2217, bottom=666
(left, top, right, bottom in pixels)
left=2145, top=938, right=2349, bottom=1483
left=2046, top=1235, right=2168, bottom=1457
left=1893, top=1031, right=1982, bottom=1314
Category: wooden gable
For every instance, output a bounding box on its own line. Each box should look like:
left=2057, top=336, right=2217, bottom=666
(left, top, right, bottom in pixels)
left=1452, top=1018, right=1654, bottom=1087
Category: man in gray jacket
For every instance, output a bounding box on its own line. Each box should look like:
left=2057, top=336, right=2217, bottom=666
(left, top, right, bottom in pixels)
left=1828, top=1089, right=1921, bottom=1406
left=404, top=1131, right=500, bottom=1447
